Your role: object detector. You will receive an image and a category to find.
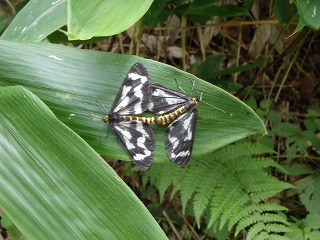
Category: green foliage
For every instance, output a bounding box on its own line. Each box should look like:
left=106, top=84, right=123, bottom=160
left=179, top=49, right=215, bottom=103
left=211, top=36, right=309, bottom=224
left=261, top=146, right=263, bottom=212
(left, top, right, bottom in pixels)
left=1, top=0, right=67, bottom=42
left=1, top=0, right=319, bottom=239
left=273, top=121, right=318, bottom=157
left=298, top=173, right=320, bottom=215
left=247, top=96, right=320, bottom=157
left=68, top=0, right=153, bottom=40
left=270, top=107, right=320, bottom=157
left=0, top=1, right=267, bottom=237
left=274, top=0, right=297, bottom=25
left=285, top=214, right=320, bottom=239
left=294, top=0, right=320, bottom=31
left=145, top=141, right=293, bottom=239
left=2, top=0, right=154, bottom=41
left=142, top=0, right=251, bottom=26
left=143, top=0, right=320, bottom=34
left=305, top=108, right=320, bottom=135
left=141, top=0, right=171, bottom=27
left=0, top=86, right=167, bottom=239
left=250, top=96, right=320, bottom=229
left=0, top=40, right=265, bottom=163
left=196, top=56, right=265, bottom=91
left=196, top=55, right=225, bottom=80
left=274, top=0, right=320, bottom=33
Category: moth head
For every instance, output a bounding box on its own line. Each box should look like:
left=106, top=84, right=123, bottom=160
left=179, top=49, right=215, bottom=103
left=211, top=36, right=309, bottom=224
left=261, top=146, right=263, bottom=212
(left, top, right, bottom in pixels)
left=103, top=115, right=110, bottom=123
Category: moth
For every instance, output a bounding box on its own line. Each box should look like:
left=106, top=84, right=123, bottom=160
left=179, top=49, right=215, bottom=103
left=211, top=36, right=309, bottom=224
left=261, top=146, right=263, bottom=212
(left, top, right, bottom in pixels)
left=103, top=63, right=155, bottom=171
left=147, top=82, right=201, bottom=166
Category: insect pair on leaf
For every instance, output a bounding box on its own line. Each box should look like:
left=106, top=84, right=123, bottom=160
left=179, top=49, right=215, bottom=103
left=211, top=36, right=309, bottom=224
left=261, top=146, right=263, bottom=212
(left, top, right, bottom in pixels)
left=103, top=63, right=203, bottom=171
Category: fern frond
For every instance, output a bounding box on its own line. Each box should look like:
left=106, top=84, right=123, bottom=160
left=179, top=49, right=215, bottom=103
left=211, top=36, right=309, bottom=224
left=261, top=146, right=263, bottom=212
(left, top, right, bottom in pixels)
left=214, top=185, right=250, bottom=228
left=231, top=156, right=287, bottom=173
left=192, top=159, right=227, bottom=225
left=251, top=231, right=291, bottom=240
left=235, top=213, right=290, bottom=236
left=230, top=203, right=287, bottom=228
left=145, top=141, right=292, bottom=239
left=237, top=207, right=290, bottom=240
left=169, top=167, right=185, bottom=198
left=181, top=156, right=226, bottom=214
left=193, top=175, right=213, bottom=226
left=220, top=142, right=275, bottom=159
left=178, top=160, right=207, bottom=213
left=179, top=167, right=197, bottom=213
left=264, top=223, right=291, bottom=233
left=246, top=177, right=293, bottom=202
left=147, top=163, right=181, bottom=201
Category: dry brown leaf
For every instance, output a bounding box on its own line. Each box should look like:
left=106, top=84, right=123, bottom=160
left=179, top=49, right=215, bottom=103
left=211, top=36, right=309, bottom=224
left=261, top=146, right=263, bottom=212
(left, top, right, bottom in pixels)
left=269, top=24, right=285, bottom=54
left=166, top=46, right=186, bottom=59
left=249, top=24, right=271, bottom=59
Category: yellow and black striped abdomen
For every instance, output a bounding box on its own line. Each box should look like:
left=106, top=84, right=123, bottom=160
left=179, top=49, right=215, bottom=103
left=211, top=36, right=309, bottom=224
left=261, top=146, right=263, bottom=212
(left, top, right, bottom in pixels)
left=154, top=105, right=187, bottom=125
left=117, top=115, right=156, bottom=124
left=106, top=97, right=199, bottom=125
left=154, top=97, right=199, bottom=125
left=104, top=114, right=155, bottom=124
left=154, top=98, right=199, bottom=125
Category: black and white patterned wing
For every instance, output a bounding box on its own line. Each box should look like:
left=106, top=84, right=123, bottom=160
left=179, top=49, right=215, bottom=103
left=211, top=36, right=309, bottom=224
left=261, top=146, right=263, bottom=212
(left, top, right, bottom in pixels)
left=110, top=63, right=152, bottom=115
left=165, top=108, right=198, bottom=166
left=148, top=83, right=191, bottom=114
left=111, top=121, right=155, bottom=170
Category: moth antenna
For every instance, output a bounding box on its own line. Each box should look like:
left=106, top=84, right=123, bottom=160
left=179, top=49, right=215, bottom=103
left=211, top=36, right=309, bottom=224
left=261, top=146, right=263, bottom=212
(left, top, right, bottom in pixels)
left=199, top=90, right=225, bottom=113
left=199, top=91, right=204, bottom=101
left=191, top=79, right=199, bottom=98
left=202, top=100, right=226, bottom=113
left=96, top=101, right=109, bottom=114
left=175, top=78, right=188, bottom=95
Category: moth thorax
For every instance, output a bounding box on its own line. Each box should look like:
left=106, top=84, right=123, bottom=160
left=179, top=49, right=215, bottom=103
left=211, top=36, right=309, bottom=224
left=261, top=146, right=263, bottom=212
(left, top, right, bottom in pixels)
left=181, top=100, right=197, bottom=112
left=104, top=114, right=124, bottom=122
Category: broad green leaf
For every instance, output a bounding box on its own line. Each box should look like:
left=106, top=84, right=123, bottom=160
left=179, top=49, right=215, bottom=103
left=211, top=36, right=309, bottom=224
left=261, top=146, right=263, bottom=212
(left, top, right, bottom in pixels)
left=0, top=39, right=266, bottom=164
left=274, top=0, right=297, bottom=25
left=187, top=4, right=250, bottom=23
left=68, top=0, right=154, bottom=40
left=1, top=0, right=67, bottom=42
left=210, top=60, right=265, bottom=78
left=293, top=0, right=320, bottom=34
left=141, top=0, right=171, bottom=27
left=1, top=0, right=154, bottom=41
left=296, top=0, right=320, bottom=29
left=196, top=55, right=225, bottom=80
left=0, top=86, right=167, bottom=239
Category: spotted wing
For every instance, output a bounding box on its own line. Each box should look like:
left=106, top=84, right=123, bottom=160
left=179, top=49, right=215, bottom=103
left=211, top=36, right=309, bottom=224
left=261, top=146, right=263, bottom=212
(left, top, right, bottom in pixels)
left=110, top=63, right=152, bottom=115
left=148, top=83, right=192, bottom=114
left=111, top=121, right=155, bottom=170
left=165, top=108, right=197, bottom=166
